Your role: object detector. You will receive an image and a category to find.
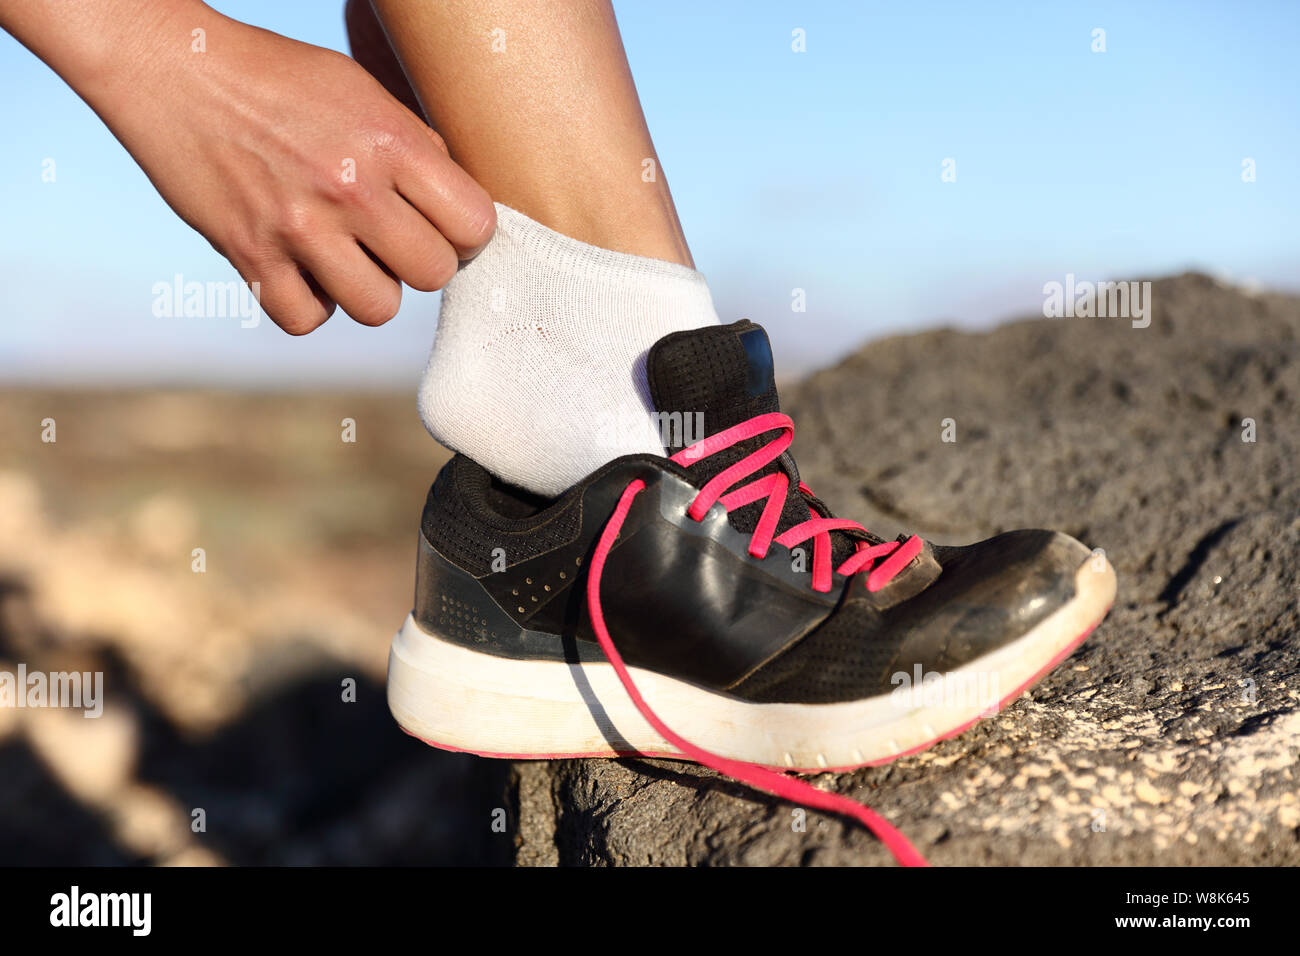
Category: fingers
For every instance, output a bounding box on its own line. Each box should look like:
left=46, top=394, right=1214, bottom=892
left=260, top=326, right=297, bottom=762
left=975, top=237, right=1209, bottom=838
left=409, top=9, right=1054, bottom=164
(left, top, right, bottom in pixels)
left=358, top=195, right=460, bottom=293
left=392, top=140, right=496, bottom=259
left=246, top=168, right=458, bottom=331
left=294, top=238, right=403, bottom=328
left=229, top=103, right=493, bottom=333
left=244, top=259, right=337, bottom=335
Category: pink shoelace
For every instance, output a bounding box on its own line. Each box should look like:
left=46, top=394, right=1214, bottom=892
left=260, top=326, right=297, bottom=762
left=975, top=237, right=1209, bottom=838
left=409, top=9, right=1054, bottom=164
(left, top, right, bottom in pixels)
left=585, top=412, right=929, bottom=867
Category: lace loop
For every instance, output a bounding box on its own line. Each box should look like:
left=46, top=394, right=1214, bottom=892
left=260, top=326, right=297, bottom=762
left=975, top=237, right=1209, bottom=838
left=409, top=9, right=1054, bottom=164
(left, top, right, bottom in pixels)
left=672, top=413, right=922, bottom=593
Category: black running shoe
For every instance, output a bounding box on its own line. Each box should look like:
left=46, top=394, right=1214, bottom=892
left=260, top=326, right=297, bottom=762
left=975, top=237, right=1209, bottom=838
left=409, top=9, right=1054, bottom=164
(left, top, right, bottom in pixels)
left=387, top=320, right=1115, bottom=863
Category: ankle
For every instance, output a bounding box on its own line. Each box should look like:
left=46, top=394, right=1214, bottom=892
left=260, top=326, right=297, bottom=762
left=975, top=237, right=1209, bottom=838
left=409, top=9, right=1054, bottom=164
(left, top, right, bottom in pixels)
left=416, top=204, right=719, bottom=496
left=501, top=195, right=694, bottom=267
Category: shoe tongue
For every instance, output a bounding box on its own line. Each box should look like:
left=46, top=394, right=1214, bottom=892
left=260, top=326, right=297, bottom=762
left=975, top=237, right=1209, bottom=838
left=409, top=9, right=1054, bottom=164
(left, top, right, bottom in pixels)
left=645, top=320, right=866, bottom=563
left=646, top=320, right=780, bottom=450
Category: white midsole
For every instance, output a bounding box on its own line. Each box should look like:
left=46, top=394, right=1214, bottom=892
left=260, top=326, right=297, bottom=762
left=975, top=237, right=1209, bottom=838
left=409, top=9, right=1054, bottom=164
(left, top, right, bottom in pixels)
left=387, top=558, right=1116, bottom=770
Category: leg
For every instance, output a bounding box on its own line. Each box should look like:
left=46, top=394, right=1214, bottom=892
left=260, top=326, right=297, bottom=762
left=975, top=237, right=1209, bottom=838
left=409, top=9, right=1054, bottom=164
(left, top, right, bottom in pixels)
left=349, top=0, right=718, bottom=496
left=363, top=4, right=1118, bottom=869
left=365, top=0, right=692, bottom=266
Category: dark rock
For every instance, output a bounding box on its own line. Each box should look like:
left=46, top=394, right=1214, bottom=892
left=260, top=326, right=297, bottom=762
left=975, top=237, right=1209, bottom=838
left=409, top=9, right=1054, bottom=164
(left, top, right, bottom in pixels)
left=513, top=273, right=1300, bottom=865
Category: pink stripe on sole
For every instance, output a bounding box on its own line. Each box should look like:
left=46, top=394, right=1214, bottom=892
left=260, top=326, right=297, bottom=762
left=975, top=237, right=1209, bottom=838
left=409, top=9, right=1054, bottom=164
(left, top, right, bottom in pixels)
left=400, top=609, right=1107, bottom=775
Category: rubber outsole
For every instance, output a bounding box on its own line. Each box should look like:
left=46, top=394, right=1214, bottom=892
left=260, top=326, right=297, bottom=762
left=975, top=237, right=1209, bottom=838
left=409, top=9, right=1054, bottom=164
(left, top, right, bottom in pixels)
left=388, top=557, right=1116, bottom=772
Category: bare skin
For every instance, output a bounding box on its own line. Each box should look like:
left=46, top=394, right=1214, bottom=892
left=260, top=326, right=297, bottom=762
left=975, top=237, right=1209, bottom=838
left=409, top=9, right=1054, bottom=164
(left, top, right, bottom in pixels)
left=2, top=0, right=695, bottom=333
left=358, top=0, right=695, bottom=267
left=0, top=0, right=496, bottom=334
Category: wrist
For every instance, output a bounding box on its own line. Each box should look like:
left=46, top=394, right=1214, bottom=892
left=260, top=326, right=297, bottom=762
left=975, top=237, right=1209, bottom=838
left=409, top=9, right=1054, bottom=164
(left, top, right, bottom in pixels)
left=77, top=0, right=218, bottom=115
left=2, top=0, right=218, bottom=120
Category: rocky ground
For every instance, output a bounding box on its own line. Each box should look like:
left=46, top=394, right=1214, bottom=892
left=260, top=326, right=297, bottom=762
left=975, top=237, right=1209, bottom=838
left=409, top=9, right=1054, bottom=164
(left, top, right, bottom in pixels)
left=2, top=273, right=1295, bottom=866
left=514, top=273, right=1300, bottom=865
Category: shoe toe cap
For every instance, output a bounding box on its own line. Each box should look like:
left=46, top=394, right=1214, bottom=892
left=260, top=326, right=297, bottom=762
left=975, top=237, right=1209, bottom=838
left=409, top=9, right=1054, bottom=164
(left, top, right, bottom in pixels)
left=885, top=529, right=1092, bottom=676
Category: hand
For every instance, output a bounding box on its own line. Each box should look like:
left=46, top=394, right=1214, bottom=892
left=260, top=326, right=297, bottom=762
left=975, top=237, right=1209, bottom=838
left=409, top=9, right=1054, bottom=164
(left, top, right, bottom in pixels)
left=7, top=0, right=495, bottom=333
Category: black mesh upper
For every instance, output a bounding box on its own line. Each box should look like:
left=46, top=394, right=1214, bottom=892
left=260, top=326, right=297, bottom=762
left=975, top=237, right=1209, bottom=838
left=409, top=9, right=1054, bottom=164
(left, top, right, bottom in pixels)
left=731, top=529, right=1085, bottom=702
left=730, top=596, right=900, bottom=703
left=420, top=457, right=585, bottom=577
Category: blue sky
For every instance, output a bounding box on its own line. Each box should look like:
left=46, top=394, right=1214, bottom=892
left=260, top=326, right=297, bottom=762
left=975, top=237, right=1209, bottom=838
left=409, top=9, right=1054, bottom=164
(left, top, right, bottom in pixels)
left=1, top=0, right=1296, bottom=386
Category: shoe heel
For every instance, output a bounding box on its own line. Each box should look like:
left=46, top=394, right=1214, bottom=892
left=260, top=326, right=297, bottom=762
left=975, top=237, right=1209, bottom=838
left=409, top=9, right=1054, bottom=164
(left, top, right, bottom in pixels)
left=386, top=613, right=678, bottom=760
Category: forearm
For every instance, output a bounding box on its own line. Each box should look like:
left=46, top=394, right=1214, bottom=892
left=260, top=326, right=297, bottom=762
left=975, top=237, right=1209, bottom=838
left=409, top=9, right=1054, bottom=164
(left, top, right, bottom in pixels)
left=369, top=0, right=692, bottom=265
left=0, top=0, right=204, bottom=117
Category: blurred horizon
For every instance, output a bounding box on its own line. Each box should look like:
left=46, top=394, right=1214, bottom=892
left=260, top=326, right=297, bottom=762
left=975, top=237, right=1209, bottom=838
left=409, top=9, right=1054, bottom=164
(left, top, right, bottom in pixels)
left=2, top=0, right=1297, bottom=387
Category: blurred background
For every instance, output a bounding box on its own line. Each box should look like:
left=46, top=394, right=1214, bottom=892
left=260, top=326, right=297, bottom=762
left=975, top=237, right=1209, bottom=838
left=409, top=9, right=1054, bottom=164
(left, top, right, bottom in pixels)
left=0, top=0, right=1297, bottom=865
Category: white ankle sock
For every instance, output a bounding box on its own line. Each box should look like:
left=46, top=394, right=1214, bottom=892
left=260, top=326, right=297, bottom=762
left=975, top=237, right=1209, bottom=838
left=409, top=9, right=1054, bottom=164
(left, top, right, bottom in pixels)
left=418, top=203, right=721, bottom=497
